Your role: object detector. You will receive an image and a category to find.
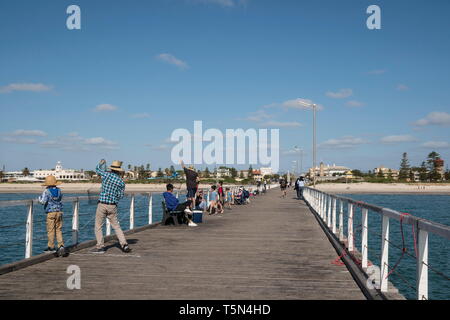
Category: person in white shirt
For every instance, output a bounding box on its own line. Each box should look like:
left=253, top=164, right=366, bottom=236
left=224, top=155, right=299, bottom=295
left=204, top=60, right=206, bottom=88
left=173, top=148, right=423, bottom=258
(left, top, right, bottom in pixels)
left=295, top=176, right=305, bottom=200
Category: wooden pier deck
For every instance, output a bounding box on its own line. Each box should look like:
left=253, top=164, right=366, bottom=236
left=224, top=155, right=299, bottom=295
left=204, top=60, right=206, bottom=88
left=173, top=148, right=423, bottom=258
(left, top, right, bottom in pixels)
left=0, top=188, right=365, bottom=300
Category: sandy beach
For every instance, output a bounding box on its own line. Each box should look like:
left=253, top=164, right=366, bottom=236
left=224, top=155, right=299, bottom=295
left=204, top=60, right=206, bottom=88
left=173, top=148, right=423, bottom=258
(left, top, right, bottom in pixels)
left=314, top=182, right=450, bottom=195
left=0, top=182, right=449, bottom=195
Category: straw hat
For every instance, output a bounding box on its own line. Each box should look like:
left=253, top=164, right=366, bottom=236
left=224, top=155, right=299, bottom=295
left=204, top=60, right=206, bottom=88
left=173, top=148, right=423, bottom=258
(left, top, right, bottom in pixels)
left=42, top=175, right=61, bottom=186
left=188, top=165, right=195, bottom=170
left=108, top=160, right=124, bottom=172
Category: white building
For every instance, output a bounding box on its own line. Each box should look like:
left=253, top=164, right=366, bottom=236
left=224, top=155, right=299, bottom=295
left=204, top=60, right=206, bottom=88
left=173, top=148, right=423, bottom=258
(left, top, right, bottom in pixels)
left=33, top=161, right=87, bottom=181
left=260, top=167, right=273, bottom=177
left=216, top=167, right=232, bottom=178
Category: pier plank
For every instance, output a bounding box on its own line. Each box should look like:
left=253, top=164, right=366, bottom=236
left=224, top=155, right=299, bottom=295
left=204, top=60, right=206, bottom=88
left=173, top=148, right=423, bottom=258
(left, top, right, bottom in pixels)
left=0, top=188, right=365, bottom=300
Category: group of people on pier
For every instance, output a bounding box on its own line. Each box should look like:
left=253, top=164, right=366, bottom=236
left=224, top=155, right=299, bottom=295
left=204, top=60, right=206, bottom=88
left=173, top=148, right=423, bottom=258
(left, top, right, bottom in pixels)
left=38, top=159, right=269, bottom=256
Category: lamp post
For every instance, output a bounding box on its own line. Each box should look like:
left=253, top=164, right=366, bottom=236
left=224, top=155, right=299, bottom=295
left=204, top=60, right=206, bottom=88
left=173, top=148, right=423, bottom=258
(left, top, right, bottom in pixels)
left=295, top=100, right=317, bottom=188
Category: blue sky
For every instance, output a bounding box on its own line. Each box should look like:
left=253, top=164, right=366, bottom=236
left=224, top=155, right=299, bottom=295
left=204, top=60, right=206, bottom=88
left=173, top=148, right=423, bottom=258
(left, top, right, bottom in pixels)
left=1, top=0, right=449, bottom=173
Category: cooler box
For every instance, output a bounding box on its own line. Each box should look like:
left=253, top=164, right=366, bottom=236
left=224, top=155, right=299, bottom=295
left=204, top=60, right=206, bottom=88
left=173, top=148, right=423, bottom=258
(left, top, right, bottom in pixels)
left=192, top=210, right=203, bottom=223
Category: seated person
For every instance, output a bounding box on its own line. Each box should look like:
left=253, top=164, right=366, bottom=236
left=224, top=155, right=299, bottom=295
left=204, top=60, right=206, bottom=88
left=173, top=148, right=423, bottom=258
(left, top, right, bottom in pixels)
left=163, top=184, right=197, bottom=227
left=208, top=185, right=223, bottom=214
left=195, top=190, right=207, bottom=211
left=234, top=187, right=245, bottom=205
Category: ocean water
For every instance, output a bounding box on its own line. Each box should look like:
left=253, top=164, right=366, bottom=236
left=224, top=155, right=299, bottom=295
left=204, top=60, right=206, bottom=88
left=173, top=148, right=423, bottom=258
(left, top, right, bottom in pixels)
left=336, top=194, right=450, bottom=300
left=0, top=192, right=186, bottom=267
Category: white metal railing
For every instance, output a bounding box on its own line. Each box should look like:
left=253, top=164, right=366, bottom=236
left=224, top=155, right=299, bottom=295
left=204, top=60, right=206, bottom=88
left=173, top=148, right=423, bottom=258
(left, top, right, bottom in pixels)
left=0, top=192, right=156, bottom=261
left=302, top=187, right=450, bottom=300
left=0, top=183, right=277, bottom=264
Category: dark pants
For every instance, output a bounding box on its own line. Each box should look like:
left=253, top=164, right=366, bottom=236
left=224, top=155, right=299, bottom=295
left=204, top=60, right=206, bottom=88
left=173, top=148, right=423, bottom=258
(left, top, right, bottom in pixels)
left=174, top=200, right=192, bottom=212
left=173, top=200, right=192, bottom=223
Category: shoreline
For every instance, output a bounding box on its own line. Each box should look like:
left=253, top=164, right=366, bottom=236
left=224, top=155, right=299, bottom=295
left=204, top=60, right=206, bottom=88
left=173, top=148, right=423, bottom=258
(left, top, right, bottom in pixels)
left=313, top=182, right=450, bottom=195
left=0, top=182, right=450, bottom=195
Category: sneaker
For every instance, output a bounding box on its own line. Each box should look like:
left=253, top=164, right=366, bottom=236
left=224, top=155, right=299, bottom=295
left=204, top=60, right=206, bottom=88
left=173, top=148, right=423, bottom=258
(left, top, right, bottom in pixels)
left=188, top=221, right=198, bottom=227
left=44, top=247, right=56, bottom=253
left=121, top=244, right=132, bottom=253
left=91, top=247, right=106, bottom=254
left=57, top=246, right=66, bottom=257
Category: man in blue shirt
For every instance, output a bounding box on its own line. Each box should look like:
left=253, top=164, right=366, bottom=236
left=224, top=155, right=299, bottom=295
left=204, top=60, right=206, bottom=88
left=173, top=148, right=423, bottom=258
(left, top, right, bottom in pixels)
left=163, top=184, right=197, bottom=227
left=93, top=159, right=131, bottom=253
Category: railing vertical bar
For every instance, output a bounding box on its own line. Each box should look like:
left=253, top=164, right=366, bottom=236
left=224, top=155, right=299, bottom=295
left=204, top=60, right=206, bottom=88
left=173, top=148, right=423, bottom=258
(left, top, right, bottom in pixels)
left=130, top=194, right=135, bottom=230
left=361, top=208, right=368, bottom=269
left=348, top=203, right=354, bottom=252
left=25, top=201, right=33, bottom=259
left=332, top=198, right=337, bottom=234
left=71, top=199, right=79, bottom=245
left=417, top=228, right=429, bottom=300
left=380, top=215, right=389, bottom=292
left=339, top=200, right=344, bottom=241
left=148, top=194, right=153, bottom=225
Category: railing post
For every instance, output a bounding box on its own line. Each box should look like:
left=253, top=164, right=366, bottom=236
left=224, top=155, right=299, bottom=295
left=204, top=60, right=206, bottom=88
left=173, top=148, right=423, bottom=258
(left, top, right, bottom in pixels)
left=321, top=193, right=325, bottom=219
left=327, top=196, right=332, bottom=227
left=361, top=208, right=368, bottom=269
left=416, top=228, right=429, bottom=300
left=339, top=200, right=344, bottom=241
left=207, top=190, right=210, bottom=207
left=176, top=191, right=179, bottom=199
left=25, top=201, right=33, bottom=259
left=332, top=198, right=337, bottom=234
left=148, top=194, right=153, bottom=225
left=106, top=213, right=111, bottom=236
left=380, top=215, right=389, bottom=292
left=71, top=199, right=79, bottom=245
left=348, top=203, right=354, bottom=252
left=130, top=194, right=135, bottom=230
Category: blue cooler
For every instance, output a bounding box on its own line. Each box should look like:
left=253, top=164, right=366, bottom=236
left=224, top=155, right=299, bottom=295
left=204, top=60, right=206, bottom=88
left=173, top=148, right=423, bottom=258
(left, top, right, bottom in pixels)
left=192, top=210, right=203, bottom=223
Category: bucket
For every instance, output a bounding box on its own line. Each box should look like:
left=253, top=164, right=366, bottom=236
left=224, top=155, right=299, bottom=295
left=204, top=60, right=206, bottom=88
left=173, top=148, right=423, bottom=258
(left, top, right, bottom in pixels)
left=192, top=210, right=203, bottom=223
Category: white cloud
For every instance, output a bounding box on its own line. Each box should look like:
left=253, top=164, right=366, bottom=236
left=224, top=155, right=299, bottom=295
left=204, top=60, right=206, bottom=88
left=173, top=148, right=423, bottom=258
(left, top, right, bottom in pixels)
left=260, top=121, right=302, bottom=128
left=368, top=69, right=387, bottom=75
left=420, top=141, right=450, bottom=149
left=156, top=53, right=189, bottom=69
left=2, top=137, right=37, bottom=144
left=380, top=135, right=417, bottom=144
left=345, top=100, right=365, bottom=107
left=93, top=104, right=118, bottom=112
left=326, top=89, right=353, bottom=99
left=83, top=137, right=117, bottom=147
left=413, top=112, right=450, bottom=127
left=0, top=83, right=52, bottom=94
left=40, top=134, right=119, bottom=151
left=152, top=144, right=170, bottom=151
left=396, top=84, right=409, bottom=91
left=130, top=113, right=150, bottom=119
left=282, top=98, right=324, bottom=110
left=244, top=109, right=273, bottom=122
left=9, top=129, right=47, bottom=137
left=319, top=136, right=367, bottom=149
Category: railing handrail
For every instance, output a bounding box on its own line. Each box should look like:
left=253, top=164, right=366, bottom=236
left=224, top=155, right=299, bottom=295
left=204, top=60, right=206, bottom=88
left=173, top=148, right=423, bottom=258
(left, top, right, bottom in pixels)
left=305, top=186, right=450, bottom=241
left=303, top=186, right=450, bottom=300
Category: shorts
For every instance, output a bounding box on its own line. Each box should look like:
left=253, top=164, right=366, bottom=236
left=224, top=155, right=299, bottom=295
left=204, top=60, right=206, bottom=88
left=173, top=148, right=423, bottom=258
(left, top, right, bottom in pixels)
left=281, top=186, right=286, bottom=191
left=187, top=187, right=197, bottom=198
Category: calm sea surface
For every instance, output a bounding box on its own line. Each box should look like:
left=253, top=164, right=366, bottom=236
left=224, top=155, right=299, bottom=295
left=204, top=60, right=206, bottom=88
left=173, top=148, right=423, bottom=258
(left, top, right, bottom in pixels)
left=0, top=192, right=449, bottom=300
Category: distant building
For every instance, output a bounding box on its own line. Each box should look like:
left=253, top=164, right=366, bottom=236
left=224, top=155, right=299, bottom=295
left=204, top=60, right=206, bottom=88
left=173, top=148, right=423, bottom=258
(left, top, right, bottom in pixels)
left=33, top=161, right=87, bottom=181
left=260, top=167, right=273, bottom=177
left=216, top=167, right=232, bottom=178
left=2, top=171, right=41, bottom=182
left=252, top=169, right=262, bottom=181
left=373, top=166, right=399, bottom=180
left=308, top=163, right=351, bottom=177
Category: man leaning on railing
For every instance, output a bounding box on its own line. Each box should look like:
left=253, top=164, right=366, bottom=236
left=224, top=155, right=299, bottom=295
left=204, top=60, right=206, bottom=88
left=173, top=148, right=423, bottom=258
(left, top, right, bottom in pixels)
left=91, top=159, right=131, bottom=254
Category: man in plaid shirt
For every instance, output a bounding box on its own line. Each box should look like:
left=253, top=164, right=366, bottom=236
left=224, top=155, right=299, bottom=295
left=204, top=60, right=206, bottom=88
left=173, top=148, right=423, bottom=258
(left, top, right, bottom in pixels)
left=92, top=159, right=131, bottom=253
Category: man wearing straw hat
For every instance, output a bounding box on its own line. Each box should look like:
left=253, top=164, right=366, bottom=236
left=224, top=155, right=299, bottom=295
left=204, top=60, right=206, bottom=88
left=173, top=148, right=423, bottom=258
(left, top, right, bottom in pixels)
left=38, top=175, right=67, bottom=257
left=92, top=159, right=131, bottom=254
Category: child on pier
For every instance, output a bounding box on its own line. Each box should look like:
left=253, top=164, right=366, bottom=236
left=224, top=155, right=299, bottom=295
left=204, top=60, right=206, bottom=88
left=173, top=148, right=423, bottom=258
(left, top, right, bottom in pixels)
left=38, top=175, right=67, bottom=257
